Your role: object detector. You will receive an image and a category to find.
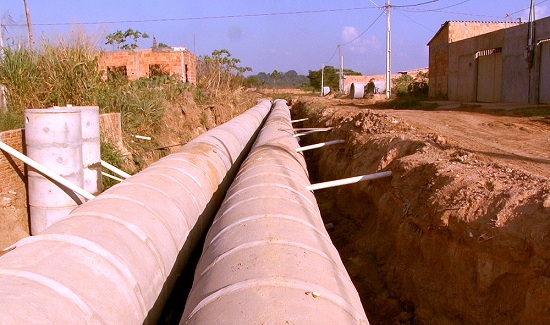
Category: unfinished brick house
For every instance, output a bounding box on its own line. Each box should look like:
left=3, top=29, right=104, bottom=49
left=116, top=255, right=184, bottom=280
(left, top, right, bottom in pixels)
left=97, top=47, right=196, bottom=83
left=428, top=17, right=550, bottom=103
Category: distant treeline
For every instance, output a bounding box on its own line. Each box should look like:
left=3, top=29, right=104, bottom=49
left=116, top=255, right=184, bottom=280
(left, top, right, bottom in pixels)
left=245, top=70, right=309, bottom=88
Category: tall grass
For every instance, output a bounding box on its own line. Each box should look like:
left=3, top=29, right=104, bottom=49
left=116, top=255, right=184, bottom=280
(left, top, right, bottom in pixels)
left=0, top=36, right=102, bottom=119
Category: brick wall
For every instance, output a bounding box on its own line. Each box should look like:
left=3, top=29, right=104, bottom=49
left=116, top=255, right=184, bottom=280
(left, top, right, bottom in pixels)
left=343, top=75, right=371, bottom=94
left=0, top=129, right=26, bottom=196
left=448, top=21, right=518, bottom=43
left=98, top=48, right=197, bottom=83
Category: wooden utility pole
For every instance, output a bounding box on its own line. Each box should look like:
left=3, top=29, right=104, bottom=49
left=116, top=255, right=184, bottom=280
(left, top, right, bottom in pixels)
left=23, top=0, right=34, bottom=50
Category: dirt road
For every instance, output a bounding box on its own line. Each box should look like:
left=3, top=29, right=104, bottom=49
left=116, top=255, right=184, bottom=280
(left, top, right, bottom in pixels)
left=386, top=108, right=550, bottom=178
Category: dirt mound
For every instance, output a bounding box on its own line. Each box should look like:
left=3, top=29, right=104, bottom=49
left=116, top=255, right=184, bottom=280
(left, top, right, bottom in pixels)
left=292, top=99, right=550, bottom=324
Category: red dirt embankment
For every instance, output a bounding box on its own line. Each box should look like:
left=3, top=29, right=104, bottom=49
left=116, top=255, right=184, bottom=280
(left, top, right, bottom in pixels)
left=293, top=98, right=550, bottom=324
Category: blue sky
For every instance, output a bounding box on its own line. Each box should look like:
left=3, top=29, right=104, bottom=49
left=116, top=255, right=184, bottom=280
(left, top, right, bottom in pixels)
left=2, top=1, right=549, bottom=75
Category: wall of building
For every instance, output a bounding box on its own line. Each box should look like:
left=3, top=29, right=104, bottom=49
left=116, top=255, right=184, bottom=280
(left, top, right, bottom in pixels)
left=448, top=21, right=516, bottom=43
left=98, top=49, right=196, bottom=83
left=448, top=29, right=506, bottom=102
left=428, top=26, right=450, bottom=98
left=343, top=75, right=371, bottom=94
left=445, top=16, right=550, bottom=103
left=428, top=21, right=521, bottom=99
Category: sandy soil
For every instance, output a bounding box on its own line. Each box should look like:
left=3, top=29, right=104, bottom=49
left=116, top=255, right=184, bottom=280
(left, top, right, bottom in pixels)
left=292, top=97, right=550, bottom=324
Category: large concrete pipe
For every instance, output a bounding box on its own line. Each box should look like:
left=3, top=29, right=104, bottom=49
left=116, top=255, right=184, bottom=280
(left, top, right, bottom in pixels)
left=180, top=99, right=369, bottom=324
left=0, top=99, right=272, bottom=324
left=349, top=82, right=365, bottom=99
left=25, top=107, right=85, bottom=235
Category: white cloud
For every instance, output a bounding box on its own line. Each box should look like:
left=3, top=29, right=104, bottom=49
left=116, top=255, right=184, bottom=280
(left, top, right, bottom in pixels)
left=340, top=26, right=382, bottom=55
left=342, top=26, right=359, bottom=43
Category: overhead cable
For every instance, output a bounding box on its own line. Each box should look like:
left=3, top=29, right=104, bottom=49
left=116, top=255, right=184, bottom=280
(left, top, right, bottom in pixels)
left=3, top=6, right=379, bottom=27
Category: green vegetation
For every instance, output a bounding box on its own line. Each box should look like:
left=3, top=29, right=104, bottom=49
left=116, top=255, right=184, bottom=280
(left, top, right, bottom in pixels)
left=391, top=71, right=429, bottom=97
left=197, top=49, right=251, bottom=98
left=100, top=141, right=128, bottom=189
left=245, top=70, right=309, bottom=89
left=375, top=96, right=438, bottom=109
left=307, top=66, right=361, bottom=91
left=0, top=38, right=102, bottom=120
left=105, top=28, right=150, bottom=50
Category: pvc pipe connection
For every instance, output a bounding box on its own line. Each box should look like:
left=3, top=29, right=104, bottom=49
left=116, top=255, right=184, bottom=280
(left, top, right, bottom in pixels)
left=296, top=139, right=345, bottom=153
left=101, top=160, right=131, bottom=179
left=0, top=141, right=95, bottom=201
left=101, top=172, right=124, bottom=182
left=180, top=99, right=369, bottom=324
left=0, top=100, right=272, bottom=324
left=293, top=129, right=332, bottom=138
left=307, top=171, right=393, bottom=191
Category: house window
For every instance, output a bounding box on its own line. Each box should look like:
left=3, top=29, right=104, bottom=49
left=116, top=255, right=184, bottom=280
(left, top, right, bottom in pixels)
left=149, top=64, right=169, bottom=78
left=107, top=66, right=128, bottom=80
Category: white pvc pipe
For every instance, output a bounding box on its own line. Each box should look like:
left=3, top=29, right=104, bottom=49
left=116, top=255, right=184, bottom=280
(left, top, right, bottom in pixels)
left=293, top=129, right=332, bottom=138
left=101, top=160, right=131, bottom=179
left=296, top=139, right=345, bottom=153
left=293, top=127, right=332, bottom=131
left=290, top=118, right=308, bottom=123
left=307, top=171, right=392, bottom=191
left=132, top=135, right=152, bottom=140
left=0, top=141, right=95, bottom=200
left=101, top=172, right=124, bottom=182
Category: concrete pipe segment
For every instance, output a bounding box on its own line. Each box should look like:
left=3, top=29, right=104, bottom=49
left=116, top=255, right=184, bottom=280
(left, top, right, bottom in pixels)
left=0, top=99, right=272, bottom=324
left=180, top=99, right=369, bottom=324
left=25, top=107, right=85, bottom=235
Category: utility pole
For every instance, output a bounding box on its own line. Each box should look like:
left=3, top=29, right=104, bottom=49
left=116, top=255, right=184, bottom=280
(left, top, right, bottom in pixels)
left=527, top=0, right=535, bottom=67
left=0, top=17, right=6, bottom=113
left=339, top=45, right=344, bottom=93
left=321, top=63, right=325, bottom=96
left=23, top=0, right=34, bottom=50
left=385, top=0, right=391, bottom=99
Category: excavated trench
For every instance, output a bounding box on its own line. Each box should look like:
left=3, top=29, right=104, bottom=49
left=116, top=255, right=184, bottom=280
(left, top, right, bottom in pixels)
left=291, top=100, right=550, bottom=324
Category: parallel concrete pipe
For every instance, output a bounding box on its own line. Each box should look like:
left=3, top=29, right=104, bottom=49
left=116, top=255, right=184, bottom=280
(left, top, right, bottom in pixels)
left=0, top=100, right=272, bottom=324
left=180, top=100, right=369, bottom=324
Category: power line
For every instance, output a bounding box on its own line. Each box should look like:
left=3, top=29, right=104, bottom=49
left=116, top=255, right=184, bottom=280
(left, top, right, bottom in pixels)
left=3, top=6, right=379, bottom=27
left=508, top=0, right=548, bottom=17
left=323, top=9, right=385, bottom=64
left=341, top=10, right=386, bottom=47
left=400, top=0, right=472, bottom=12
left=392, top=0, right=441, bottom=8
left=324, top=47, right=339, bottom=65
left=394, top=8, right=435, bottom=32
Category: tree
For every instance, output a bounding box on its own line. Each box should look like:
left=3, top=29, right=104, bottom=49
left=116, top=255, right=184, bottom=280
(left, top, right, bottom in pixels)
left=307, top=66, right=361, bottom=92
left=197, top=49, right=251, bottom=97
left=105, top=29, right=150, bottom=50
left=270, top=70, right=281, bottom=90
